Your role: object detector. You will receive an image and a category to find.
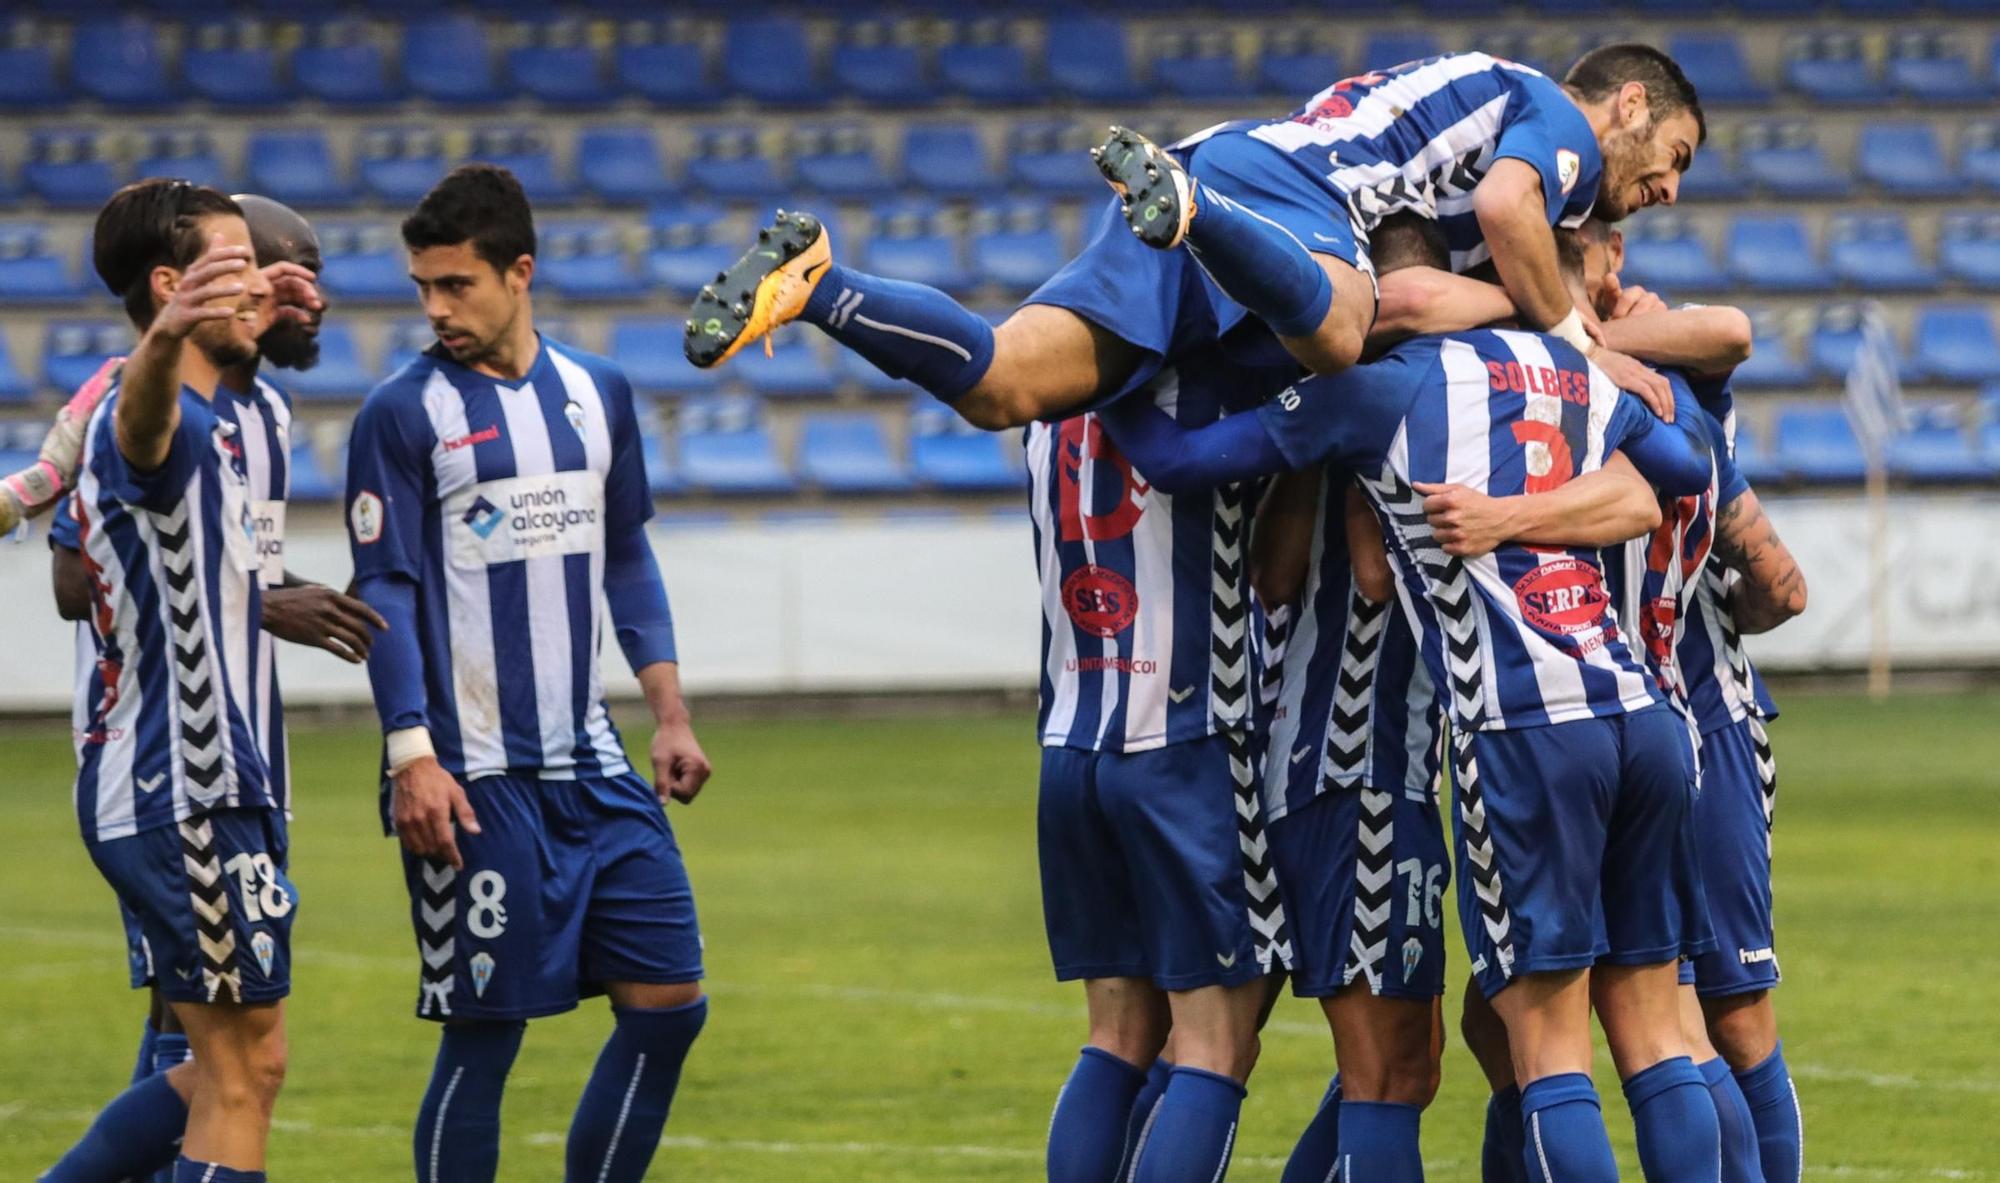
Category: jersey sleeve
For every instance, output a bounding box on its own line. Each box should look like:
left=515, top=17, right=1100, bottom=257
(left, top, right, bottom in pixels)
left=1705, top=408, right=1749, bottom=506
left=1255, top=346, right=1428, bottom=471
left=345, top=388, right=436, bottom=581
left=1607, top=391, right=1711, bottom=497
left=89, top=392, right=209, bottom=515
left=601, top=366, right=654, bottom=536
left=1493, top=71, right=1603, bottom=228
left=47, top=495, right=79, bottom=551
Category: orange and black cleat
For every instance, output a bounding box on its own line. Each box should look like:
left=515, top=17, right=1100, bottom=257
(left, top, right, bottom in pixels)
left=1091, top=126, right=1195, bottom=252
left=683, top=209, right=832, bottom=369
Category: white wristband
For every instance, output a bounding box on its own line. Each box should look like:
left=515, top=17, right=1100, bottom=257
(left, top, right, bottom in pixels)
left=386, top=727, right=435, bottom=775
left=1549, top=308, right=1594, bottom=354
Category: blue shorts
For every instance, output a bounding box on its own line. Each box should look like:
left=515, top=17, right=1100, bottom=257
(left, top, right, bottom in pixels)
left=117, top=816, right=292, bottom=990
left=404, top=770, right=703, bottom=1022
left=1452, top=705, right=1715, bottom=999
left=1690, top=718, right=1780, bottom=997
left=90, top=807, right=297, bottom=1006
left=1038, top=732, right=1280, bottom=991
left=1269, top=782, right=1449, bottom=1000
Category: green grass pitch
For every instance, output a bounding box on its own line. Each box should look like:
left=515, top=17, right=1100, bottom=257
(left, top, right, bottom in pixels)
left=3, top=692, right=1996, bottom=1180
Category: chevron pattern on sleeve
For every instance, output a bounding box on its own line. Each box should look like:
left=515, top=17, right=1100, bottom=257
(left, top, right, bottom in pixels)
left=1322, top=590, right=1387, bottom=788
left=1363, top=465, right=1487, bottom=731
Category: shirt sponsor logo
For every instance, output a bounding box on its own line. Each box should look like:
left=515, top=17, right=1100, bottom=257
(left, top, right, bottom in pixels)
left=443, top=425, right=501, bottom=452
left=1513, top=558, right=1610, bottom=636
left=252, top=500, right=285, bottom=585
left=445, top=471, right=605, bottom=569
left=1064, top=655, right=1158, bottom=675
left=462, top=495, right=506, bottom=539
left=1061, top=564, right=1140, bottom=638
left=350, top=490, right=384, bottom=545
left=1557, top=148, right=1581, bottom=195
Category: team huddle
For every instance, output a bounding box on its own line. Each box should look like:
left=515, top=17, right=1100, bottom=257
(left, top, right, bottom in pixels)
left=27, top=39, right=1806, bottom=1183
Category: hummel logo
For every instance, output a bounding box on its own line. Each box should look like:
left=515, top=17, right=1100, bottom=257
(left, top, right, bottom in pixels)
left=1215, top=951, right=1238, bottom=968
left=1291, top=746, right=1313, bottom=766
left=1168, top=686, right=1194, bottom=704
left=136, top=772, right=166, bottom=794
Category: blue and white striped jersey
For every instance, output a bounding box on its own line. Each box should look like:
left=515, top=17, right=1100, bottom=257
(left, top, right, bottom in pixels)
left=345, top=337, right=651, bottom=781
left=70, top=384, right=273, bottom=842
left=1195, top=52, right=1602, bottom=273
left=1256, top=473, right=1443, bottom=825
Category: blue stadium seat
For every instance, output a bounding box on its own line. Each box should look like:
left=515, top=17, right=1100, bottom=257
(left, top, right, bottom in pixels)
left=357, top=128, right=447, bottom=205
left=834, top=20, right=937, bottom=105
left=1258, top=29, right=1341, bottom=97
left=184, top=20, right=292, bottom=107
left=971, top=199, right=1064, bottom=293
left=134, top=130, right=231, bottom=192
left=1675, top=146, right=1753, bottom=201
left=294, top=22, right=400, bottom=107
left=1730, top=311, right=1814, bottom=390
left=277, top=322, right=373, bottom=401
left=737, top=333, right=840, bottom=400
left=26, top=130, right=119, bottom=209
left=864, top=200, right=972, bottom=295
left=467, top=127, right=574, bottom=205
left=1857, top=123, right=1965, bottom=199
left=577, top=127, right=675, bottom=204
left=404, top=15, right=508, bottom=106
left=1619, top=215, right=1725, bottom=291
left=686, top=126, right=785, bottom=204
left=1739, top=123, right=1852, bottom=199
left=73, top=18, right=178, bottom=108
left=1010, top=122, right=1106, bottom=198
left=724, top=18, right=820, bottom=106
left=1668, top=34, right=1770, bottom=105
left=1961, top=122, right=2000, bottom=195
left=1912, top=304, right=2000, bottom=383
left=1047, top=17, right=1144, bottom=103
left=0, top=333, right=32, bottom=402
left=1887, top=405, right=1990, bottom=482
left=43, top=321, right=129, bottom=396
left=1939, top=211, right=2000, bottom=288
left=1478, top=31, right=1559, bottom=78
left=1730, top=420, right=1784, bottom=487
left=288, top=441, right=338, bottom=504
left=1784, top=33, right=1876, bottom=105
left=1152, top=30, right=1249, bottom=100
left=837, top=348, right=917, bottom=399
left=904, top=124, right=997, bottom=198
left=798, top=413, right=913, bottom=494
left=1809, top=304, right=1905, bottom=382
left=614, top=317, right=723, bottom=399
left=793, top=126, right=896, bottom=200
left=382, top=320, right=438, bottom=378
left=509, top=20, right=612, bottom=107
left=643, top=202, right=737, bottom=300
left=639, top=432, right=684, bottom=498
left=1888, top=33, right=1990, bottom=103
left=910, top=402, right=1022, bottom=492
left=676, top=398, right=796, bottom=495
left=1726, top=215, right=1831, bottom=292
left=0, top=35, right=65, bottom=110
left=938, top=20, right=1040, bottom=105
left=614, top=23, right=716, bottom=107
left=1774, top=404, right=1867, bottom=483
left=1828, top=214, right=1939, bottom=292
left=0, top=224, right=85, bottom=304
left=1360, top=32, right=1444, bottom=70
left=538, top=223, right=648, bottom=301
left=316, top=223, right=411, bottom=305
left=245, top=131, right=354, bottom=207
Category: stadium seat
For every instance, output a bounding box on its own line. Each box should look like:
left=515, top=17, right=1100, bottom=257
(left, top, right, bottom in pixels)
left=1619, top=215, right=1726, bottom=291
left=1739, top=123, right=1852, bottom=199
left=724, top=18, right=821, bottom=106
left=938, top=20, right=1041, bottom=105
left=863, top=201, right=972, bottom=295
left=793, top=126, right=896, bottom=200
left=467, top=127, right=574, bottom=205
left=288, top=441, right=338, bottom=504
left=0, top=224, right=85, bottom=304
left=1888, top=33, right=1990, bottom=103
left=26, top=130, right=119, bottom=210
left=1828, top=214, right=1940, bottom=292
left=798, top=414, right=914, bottom=494
left=910, top=402, right=1022, bottom=492
left=1730, top=420, right=1785, bottom=487
left=43, top=321, right=130, bottom=396
left=737, top=334, right=841, bottom=400
left=1727, top=215, right=1832, bottom=292
left=183, top=20, right=292, bottom=108
left=1912, top=304, right=2000, bottom=383
left=1361, top=32, right=1444, bottom=69
left=834, top=20, right=937, bottom=105
left=686, top=126, right=785, bottom=204
left=134, top=129, right=231, bottom=192
left=1047, top=17, right=1144, bottom=102
left=1258, top=29, right=1341, bottom=97
left=316, top=223, right=411, bottom=305
left=1963, top=122, right=2000, bottom=193
left=246, top=131, right=354, bottom=208
left=643, top=202, right=738, bottom=299
left=357, top=128, right=448, bottom=205
left=1857, top=124, right=1965, bottom=199
left=613, top=317, right=724, bottom=399
left=639, top=432, right=685, bottom=498
left=1730, top=310, right=1814, bottom=390
left=1886, top=405, right=1991, bottom=482
left=904, top=124, right=997, bottom=199
left=1676, top=146, right=1753, bottom=201
left=72, top=18, right=178, bottom=108
left=294, top=22, right=401, bottom=107
left=676, top=398, right=796, bottom=495
left=538, top=223, right=648, bottom=301
left=277, top=322, right=373, bottom=401
left=1774, top=404, right=1868, bottom=483
left=404, top=15, right=508, bottom=106
left=614, top=22, right=716, bottom=107
left=382, top=320, right=438, bottom=378
left=1809, top=304, right=1905, bottom=382
left=508, top=19, right=613, bottom=107
left=575, top=127, right=676, bottom=205
left=0, top=333, right=33, bottom=403
left=971, top=199, right=1065, bottom=293
left=1784, top=33, right=1877, bottom=105
left=1939, top=211, right=2000, bottom=288
left=1152, top=30, right=1250, bottom=100
left=1010, top=121, right=1109, bottom=198
left=1668, top=34, right=1770, bottom=105
left=837, top=349, right=917, bottom=399
left=0, top=34, right=65, bottom=111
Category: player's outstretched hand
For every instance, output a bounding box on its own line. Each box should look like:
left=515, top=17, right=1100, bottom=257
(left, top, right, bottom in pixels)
left=1413, top=481, right=1512, bottom=558
left=262, top=260, right=323, bottom=328
left=263, top=584, right=389, bottom=662
left=1602, top=274, right=1668, bottom=321
left=651, top=719, right=713, bottom=805
left=393, top=756, right=481, bottom=870
left=1590, top=346, right=1674, bottom=422
left=154, top=234, right=252, bottom=341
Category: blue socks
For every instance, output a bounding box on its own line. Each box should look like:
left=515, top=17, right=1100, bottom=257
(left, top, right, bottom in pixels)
left=1185, top=182, right=1335, bottom=339
left=413, top=1020, right=526, bottom=1183
left=40, top=1071, right=187, bottom=1182
left=1279, top=1073, right=1342, bottom=1183
left=1048, top=1047, right=1147, bottom=1183
left=173, top=1163, right=263, bottom=1183
left=1120, top=1055, right=1172, bottom=1176
left=1518, top=1074, right=1618, bottom=1183
left=132, top=1017, right=160, bottom=1084
left=566, top=998, right=708, bottom=1183
left=1131, top=1065, right=1246, bottom=1183
left=1483, top=1085, right=1529, bottom=1183
left=1734, top=1043, right=1802, bottom=1183
left=1339, top=1100, right=1424, bottom=1182
left=1701, top=1057, right=1767, bottom=1183
left=1624, top=1057, right=1722, bottom=1183
left=802, top=266, right=996, bottom=402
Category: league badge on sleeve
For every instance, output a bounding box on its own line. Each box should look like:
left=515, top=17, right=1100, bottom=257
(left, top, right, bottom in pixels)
left=350, top=490, right=384, bottom=545
left=1557, top=149, right=1581, bottom=196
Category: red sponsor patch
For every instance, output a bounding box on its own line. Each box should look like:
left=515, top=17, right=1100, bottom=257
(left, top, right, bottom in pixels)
left=1061, top=564, right=1140, bottom=638
left=1512, top=558, right=1609, bottom=636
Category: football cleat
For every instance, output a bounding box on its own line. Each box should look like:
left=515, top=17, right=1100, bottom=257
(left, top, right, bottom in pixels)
left=1091, top=125, right=1195, bottom=251
left=683, top=210, right=831, bottom=369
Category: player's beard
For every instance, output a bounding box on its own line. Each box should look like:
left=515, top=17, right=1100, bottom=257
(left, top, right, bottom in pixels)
left=1592, top=121, right=1656, bottom=222
left=260, top=321, right=321, bottom=371
left=194, top=318, right=259, bottom=371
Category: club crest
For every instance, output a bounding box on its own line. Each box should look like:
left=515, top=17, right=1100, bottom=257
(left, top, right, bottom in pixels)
left=252, top=931, right=276, bottom=977
left=470, top=951, right=495, bottom=998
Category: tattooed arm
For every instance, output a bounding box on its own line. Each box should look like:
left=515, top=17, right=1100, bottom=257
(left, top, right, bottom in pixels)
left=1711, top=488, right=1807, bottom=634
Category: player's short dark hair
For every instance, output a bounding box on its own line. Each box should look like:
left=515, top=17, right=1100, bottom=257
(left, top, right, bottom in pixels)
left=92, top=178, right=243, bottom=330
left=1369, top=213, right=1450, bottom=275
left=1564, top=43, right=1707, bottom=147
left=401, top=163, right=536, bottom=276
left=1553, top=228, right=1587, bottom=281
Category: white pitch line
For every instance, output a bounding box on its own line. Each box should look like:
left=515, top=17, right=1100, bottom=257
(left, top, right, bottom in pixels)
left=1791, top=1062, right=2000, bottom=1095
